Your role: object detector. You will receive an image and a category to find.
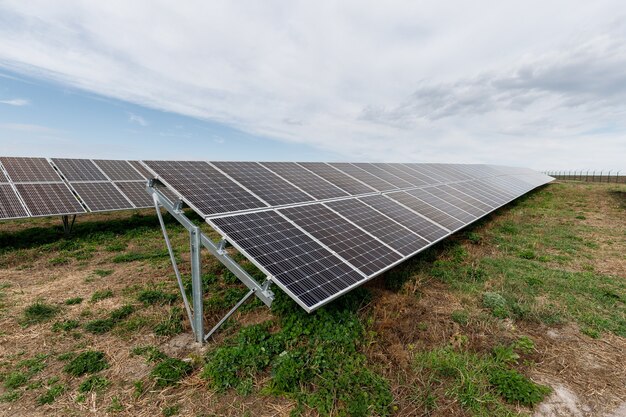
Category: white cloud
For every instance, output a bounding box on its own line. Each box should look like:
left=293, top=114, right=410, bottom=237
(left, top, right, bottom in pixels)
left=128, top=112, right=148, bottom=126
left=0, top=1, right=624, bottom=169
left=0, top=98, right=29, bottom=106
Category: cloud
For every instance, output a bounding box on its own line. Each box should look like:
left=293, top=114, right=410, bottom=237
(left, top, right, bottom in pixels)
left=0, top=98, right=29, bottom=106
left=128, top=113, right=148, bottom=126
left=0, top=1, right=624, bottom=169
left=0, top=122, right=58, bottom=134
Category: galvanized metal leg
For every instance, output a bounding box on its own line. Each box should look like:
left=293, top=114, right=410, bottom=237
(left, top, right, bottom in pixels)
left=62, top=214, right=76, bottom=235
left=152, top=194, right=195, bottom=334
left=204, top=288, right=255, bottom=341
left=190, top=226, right=204, bottom=343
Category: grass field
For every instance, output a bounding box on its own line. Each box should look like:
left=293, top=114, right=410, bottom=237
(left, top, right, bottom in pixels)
left=0, top=181, right=624, bottom=416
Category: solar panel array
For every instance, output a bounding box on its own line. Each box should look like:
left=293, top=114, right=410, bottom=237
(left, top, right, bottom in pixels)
left=142, top=160, right=553, bottom=312
left=0, top=157, right=176, bottom=219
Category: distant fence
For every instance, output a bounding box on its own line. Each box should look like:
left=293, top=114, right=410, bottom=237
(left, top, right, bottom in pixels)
left=543, top=171, right=625, bottom=184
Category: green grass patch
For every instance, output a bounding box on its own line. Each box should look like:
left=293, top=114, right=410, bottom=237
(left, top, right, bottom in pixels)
left=154, top=306, right=184, bottom=336
left=52, top=319, right=80, bottom=332
left=138, top=289, right=178, bottom=306
left=112, top=249, right=169, bottom=264
left=91, top=289, right=114, bottom=302
left=37, top=383, right=66, bottom=405
left=85, top=305, right=135, bottom=334
left=132, top=345, right=168, bottom=363
left=64, top=351, right=108, bottom=376
left=202, top=288, right=392, bottom=416
left=64, top=297, right=83, bottom=305
left=78, top=375, right=110, bottom=393
left=93, top=269, right=113, bottom=277
left=151, top=358, right=193, bottom=388
left=23, top=301, right=60, bottom=325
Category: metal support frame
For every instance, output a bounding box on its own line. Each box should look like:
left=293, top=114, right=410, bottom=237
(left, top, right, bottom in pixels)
left=147, top=181, right=274, bottom=343
left=61, top=214, right=76, bottom=235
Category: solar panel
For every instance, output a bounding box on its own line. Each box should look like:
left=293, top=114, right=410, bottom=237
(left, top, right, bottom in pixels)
left=386, top=191, right=465, bottom=231
left=69, top=182, right=134, bottom=212
left=128, top=160, right=155, bottom=180
left=15, top=183, right=85, bottom=216
left=0, top=167, right=7, bottom=183
left=93, top=160, right=144, bottom=181
left=0, top=157, right=61, bottom=182
left=260, top=162, right=348, bottom=200
left=209, top=210, right=364, bottom=310
left=351, top=163, right=414, bottom=188
left=374, top=163, right=430, bottom=186
left=325, top=198, right=429, bottom=256
left=425, top=185, right=488, bottom=217
left=437, top=184, right=494, bottom=212
left=406, top=188, right=476, bottom=223
left=114, top=181, right=154, bottom=207
left=358, top=194, right=448, bottom=242
left=446, top=182, right=502, bottom=207
left=211, top=161, right=314, bottom=206
left=297, top=162, right=376, bottom=195
left=328, top=163, right=397, bottom=192
left=402, top=163, right=450, bottom=183
left=143, top=160, right=267, bottom=216
left=51, top=158, right=107, bottom=182
left=279, top=204, right=403, bottom=276
left=0, top=184, right=29, bottom=219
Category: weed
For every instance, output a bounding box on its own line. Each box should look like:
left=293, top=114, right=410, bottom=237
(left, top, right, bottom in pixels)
left=154, top=307, right=184, bottom=336
left=78, top=375, right=110, bottom=393
left=492, top=345, right=519, bottom=365
left=482, top=292, right=509, bottom=318
left=23, top=301, right=60, bottom=325
left=112, top=250, right=168, bottom=263
left=138, top=289, right=177, bottom=305
left=49, top=256, right=70, bottom=266
left=132, top=345, right=167, bottom=363
left=84, top=318, right=115, bottom=334
left=466, top=231, right=482, bottom=244
left=52, top=319, right=80, bottom=332
left=489, top=368, right=550, bottom=406
left=64, top=351, right=108, bottom=376
left=3, top=371, right=28, bottom=389
left=93, top=269, right=113, bottom=277
left=110, top=305, right=135, bottom=321
left=150, top=358, right=193, bottom=388
left=451, top=310, right=469, bottom=326
left=162, top=404, right=180, bottom=416
left=0, top=390, right=21, bottom=402
left=64, top=297, right=83, bottom=305
left=203, top=288, right=392, bottom=416
left=37, top=383, right=66, bottom=405
left=91, top=289, right=114, bottom=302
left=514, top=336, right=535, bottom=354
left=108, top=396, right=124, bottom=412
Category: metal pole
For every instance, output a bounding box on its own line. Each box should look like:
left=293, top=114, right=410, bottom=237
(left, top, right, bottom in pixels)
left=190, top=226, right=204, bottom=343
left=617, top=170, right=622, bottom=183
left=152, top=194, right=195, bottom=332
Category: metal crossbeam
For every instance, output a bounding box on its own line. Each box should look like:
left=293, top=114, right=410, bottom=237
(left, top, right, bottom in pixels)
left=147, top=180, right=274, bottom=343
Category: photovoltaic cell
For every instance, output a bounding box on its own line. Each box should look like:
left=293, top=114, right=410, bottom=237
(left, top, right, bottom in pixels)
left=325, top=199, right=429, bottom=256
left=210, top=210, right=364, bottom=310
left=0, top=157, right=60, bottom=182
left=358, top=195, right=448, bottom=242
left=297, top=162, right=376, bottom=195
left=0, top=167, right=7, bottom=183
left=114, top=181, right=154, bottom=207
left=279, top=204, right=403, bottom=276
left=374, top=163, right=430, bottom=186
left=128, top=161, right=155, bottom=180
left=52, top=158, right=107, bottom=182
left=438, top=184, right=494, bottom=211
left=387, top=191, right=465, bottom=231
left=260, top=162, right=348, bottom=200
left=402, top=163, right=450, bottom=183
left=351, top=163, right=414, bottom=188
left=93, top=160, right=144, bottom=181
left=329, top=163, right=397, bottom=192
left=143, top=160, right=266, bottom=216
left=425, top=185, right=488, bottom=217
left=15, top=183, right=85, bottom=216
left=211, top=161, right=313, bottom=206
left=69, top=182, right=133, bottom=212
left=406, top=188, right=475, bottom=223
left=0, top=184, right=28, bottom=219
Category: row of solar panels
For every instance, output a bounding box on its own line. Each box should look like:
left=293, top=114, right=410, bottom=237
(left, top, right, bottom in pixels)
left=0, top=157, right=178, bottom=220
left=142, top=161, right=553, bottom=311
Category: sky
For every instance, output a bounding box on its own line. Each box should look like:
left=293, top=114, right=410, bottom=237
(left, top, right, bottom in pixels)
left=0, top=1, right=625, bottom=171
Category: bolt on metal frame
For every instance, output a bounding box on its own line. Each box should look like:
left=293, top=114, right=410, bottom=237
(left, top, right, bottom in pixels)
left=147, top=180, right=275, bottom=343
